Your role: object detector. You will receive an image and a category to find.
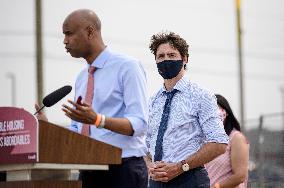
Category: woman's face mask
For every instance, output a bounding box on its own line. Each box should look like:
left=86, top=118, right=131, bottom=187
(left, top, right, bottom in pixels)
left=157, top=60, right=183, bottom=79
left=218, top=106, right=227, bottom=123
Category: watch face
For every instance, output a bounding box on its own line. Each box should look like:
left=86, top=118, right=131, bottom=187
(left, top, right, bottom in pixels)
left=182, top=163, right=190, bottom=171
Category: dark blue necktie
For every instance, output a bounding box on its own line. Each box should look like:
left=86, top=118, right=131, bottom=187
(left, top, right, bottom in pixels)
left=154, top=89, right=178, bottom=161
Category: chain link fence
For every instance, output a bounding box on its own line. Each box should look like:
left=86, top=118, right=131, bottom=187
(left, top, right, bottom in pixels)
left=245, top=113, right=284, bottom=188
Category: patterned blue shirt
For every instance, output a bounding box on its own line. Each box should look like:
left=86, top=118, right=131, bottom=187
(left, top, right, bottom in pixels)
left=146, top=76, right=228, bottom=163
left=69, top=47, right=148, bottom=158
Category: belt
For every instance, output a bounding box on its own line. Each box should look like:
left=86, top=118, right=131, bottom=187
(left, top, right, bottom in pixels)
left=122, top=156, right=143, bottom=162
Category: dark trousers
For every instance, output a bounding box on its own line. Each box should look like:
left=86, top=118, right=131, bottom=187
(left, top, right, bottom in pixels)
left=149, top=167, right=210, bottom=188
left=80, top=156, right=148, bottom=188
left=0, top=172, right=6, bottom=182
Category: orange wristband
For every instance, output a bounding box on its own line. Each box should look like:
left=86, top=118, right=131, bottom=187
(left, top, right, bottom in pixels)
left=215, top=183, right=220, bottom=188
left=94, top=114, right=102, bottom=127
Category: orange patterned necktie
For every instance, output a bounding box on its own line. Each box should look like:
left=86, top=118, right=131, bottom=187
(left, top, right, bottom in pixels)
left=81, top=66, right=96, bottom=136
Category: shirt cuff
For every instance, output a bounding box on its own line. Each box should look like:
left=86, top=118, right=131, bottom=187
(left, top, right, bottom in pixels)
left=125, top=116, right=147, bottom=137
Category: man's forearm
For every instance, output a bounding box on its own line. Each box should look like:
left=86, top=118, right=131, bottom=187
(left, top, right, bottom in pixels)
left=104, top=117, right=134, bottom=136
left=185, top=143, right=227, bottom=169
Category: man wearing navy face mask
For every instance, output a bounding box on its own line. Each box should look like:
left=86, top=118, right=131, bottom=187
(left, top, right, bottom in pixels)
left=145, top=32, right=229, bottom=188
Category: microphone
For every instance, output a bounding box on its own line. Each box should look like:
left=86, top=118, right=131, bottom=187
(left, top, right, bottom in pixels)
left=34, top=85, right=72, bottom=115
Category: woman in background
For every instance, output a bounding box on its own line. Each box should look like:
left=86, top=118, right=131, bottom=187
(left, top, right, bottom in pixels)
left=205, top=94, right=249, bottom=188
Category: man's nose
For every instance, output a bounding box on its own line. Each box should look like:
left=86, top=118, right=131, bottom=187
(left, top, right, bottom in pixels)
left=63, top=37, right=68, bottom=44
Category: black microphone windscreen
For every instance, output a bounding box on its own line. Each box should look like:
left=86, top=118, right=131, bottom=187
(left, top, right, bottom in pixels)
left=42, top=85, right=72, bottom=107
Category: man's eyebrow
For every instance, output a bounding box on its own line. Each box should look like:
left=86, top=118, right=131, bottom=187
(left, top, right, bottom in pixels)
left=157, top=53, right=165, bottom=57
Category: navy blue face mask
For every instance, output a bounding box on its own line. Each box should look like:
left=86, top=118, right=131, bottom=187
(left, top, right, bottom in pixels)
left=157, top=60, right=184, bottom=79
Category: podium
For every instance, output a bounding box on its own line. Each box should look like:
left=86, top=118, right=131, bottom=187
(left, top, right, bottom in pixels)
left=0, top=120, right=122, bottom=188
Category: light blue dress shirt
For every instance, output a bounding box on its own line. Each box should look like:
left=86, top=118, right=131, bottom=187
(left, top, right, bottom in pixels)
left=70, top=47, right=148, bottom=158
left=146, top=76, right=228, bottom=163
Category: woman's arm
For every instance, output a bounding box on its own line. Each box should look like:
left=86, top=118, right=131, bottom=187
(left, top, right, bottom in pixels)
left=217, top=132, right=249, bottom=188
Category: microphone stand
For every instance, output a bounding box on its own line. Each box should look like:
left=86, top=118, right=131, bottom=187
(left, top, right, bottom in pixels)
left=34, top=105, right=45, bottom=115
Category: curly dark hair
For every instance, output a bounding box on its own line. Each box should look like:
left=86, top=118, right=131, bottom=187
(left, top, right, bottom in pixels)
left=215, top=94, right=241, bottom=135
left=149, top=32, right=189, bottom=59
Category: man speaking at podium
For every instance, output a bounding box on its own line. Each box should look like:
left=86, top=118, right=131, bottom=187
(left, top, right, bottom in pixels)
left=36, top=9, right=148, bottom=188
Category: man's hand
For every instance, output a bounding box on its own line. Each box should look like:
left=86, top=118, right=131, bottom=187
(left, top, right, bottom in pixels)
left=144, top=154, right=155, bottom=176
left=149, top=161, right=182, bottom=183
left=62, top=99, right=97, bottom=124
left=34, top=103, right=48, bottom=121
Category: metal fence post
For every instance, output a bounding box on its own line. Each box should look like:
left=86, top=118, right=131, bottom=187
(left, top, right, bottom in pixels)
left=257, top=115, right=265, bottom=187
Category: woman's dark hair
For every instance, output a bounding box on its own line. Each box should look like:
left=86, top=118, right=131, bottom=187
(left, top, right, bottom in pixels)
left=215, top=94, right=241, bottom=135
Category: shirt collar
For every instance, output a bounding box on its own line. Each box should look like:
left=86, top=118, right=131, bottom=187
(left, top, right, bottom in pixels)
left=173, top=75, right=189, bottom=92
left=89, top=46, right=111, bottom=69
left=160, top=75, right=189, bottom=94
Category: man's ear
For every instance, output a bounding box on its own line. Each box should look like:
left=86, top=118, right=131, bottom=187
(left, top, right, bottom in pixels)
left=183, top=56, right=188, bottom=63
left=86, top=25, right=96, bottom=39
left=183, top=56, right=188, bottom=69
